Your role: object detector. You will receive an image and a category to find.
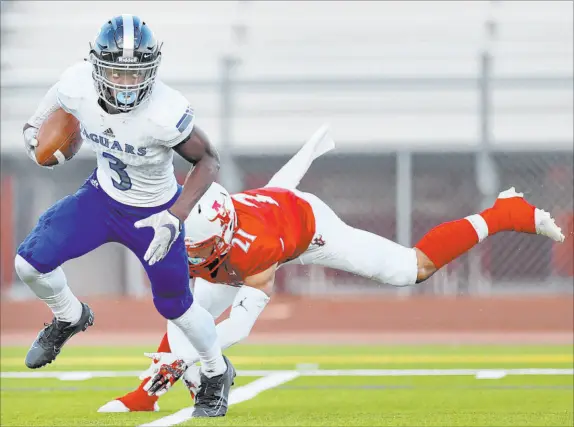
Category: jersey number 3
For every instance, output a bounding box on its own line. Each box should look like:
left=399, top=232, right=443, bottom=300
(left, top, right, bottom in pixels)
left=102, top=152, right=132, bottom=191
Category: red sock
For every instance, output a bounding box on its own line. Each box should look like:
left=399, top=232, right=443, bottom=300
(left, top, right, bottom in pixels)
left=480, top=198, right=535, bottom=234
left=415, top=218, right=479, bottom=269
left=415, top=195, right=536, bottom=269
left=157, top=332, right=171, bottom=352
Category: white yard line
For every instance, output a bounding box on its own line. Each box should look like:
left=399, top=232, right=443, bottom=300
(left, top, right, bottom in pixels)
left=294, top=368, right=574, bottom=377
left=3, top=368, right=572, bottom=426
left=2, top=368, right=573, bottom=380
left=0, top=371, right=143, bottom=379
left=138, top=371, right=301, bottom=427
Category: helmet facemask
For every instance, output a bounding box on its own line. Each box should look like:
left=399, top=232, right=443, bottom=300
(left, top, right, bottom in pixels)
left=185, top=189, right=238, bottom=277
left=186, top=234, right=232, bottom=277
left=90, top=51, right=161, bottom=112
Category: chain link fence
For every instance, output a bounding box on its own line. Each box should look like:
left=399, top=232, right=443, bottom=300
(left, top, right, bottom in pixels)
left=488, top=152, right=574, bottom=288
left=2, top=35, right=571, bottom=298
left=235, top=150, right=573, bottom=297
left=2, top=144, right=572, bottom=297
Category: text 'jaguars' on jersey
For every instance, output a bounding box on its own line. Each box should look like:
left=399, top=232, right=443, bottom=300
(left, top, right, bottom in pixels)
left=59, top=16, right=195, bottom=206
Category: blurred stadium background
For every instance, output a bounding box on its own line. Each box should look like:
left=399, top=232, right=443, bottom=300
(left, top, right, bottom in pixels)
left=0, top=1, right=572, bottom=343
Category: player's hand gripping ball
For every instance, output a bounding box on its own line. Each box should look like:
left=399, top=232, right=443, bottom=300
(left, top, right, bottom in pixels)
left=34, top=108, right=83, bottom=167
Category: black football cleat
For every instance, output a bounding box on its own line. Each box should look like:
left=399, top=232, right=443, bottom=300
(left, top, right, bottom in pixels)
left=192, top=355, right=236, bottom=417
left=25, top=303, right=94, bottom=369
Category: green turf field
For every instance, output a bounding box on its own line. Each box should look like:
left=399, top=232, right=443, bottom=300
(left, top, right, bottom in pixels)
left=1, top=344, right=572, bottom=426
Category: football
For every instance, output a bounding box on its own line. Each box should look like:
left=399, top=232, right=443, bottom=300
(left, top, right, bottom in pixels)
left=35, top=108, right=83, bottom=166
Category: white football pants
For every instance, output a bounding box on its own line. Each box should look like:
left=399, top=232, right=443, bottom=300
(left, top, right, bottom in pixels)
left=285, top=190, right=418, bottom=287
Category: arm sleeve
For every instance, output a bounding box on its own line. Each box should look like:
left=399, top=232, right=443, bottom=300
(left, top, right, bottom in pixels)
left=27, top=82, right=62, bottom=128
left=212, top=286, right=270, bottom=350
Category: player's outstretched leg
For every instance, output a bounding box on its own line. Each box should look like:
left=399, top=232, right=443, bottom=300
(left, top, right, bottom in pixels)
left=98, top=333, right=172, bottom=412
left=192, top=354, right=236, bottom=417
left=414, top=187, right=565, bottom=281
left=14, top=178, right=111, bottom=369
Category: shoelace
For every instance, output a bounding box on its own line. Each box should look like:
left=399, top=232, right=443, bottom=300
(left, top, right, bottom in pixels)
left=196, top=376, right=222, bottom=404
left=38, top=319, right=70, bottom=347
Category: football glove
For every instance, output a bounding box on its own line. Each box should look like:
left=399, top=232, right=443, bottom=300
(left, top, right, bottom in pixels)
left=142, top=352, right=188, bottom=397
left=134, top=209, right=182, bottom=265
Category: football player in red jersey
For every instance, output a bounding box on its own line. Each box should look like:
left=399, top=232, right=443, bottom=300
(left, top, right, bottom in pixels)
left=99, top=125, right=565, bottom=413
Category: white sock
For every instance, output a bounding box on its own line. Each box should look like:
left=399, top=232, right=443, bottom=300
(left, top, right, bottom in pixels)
left=197, top=341, right=227, bottom=378
left=171, top=303, right=226, bottom=378
left=43, top=286, right=83, bottom=324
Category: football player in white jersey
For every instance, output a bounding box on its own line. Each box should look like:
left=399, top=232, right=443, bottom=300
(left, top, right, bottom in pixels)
left=15, top=15, right=235, bottom=417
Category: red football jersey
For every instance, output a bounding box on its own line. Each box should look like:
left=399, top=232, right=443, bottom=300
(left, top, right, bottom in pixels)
left=190, top=187, right=316, bottom=284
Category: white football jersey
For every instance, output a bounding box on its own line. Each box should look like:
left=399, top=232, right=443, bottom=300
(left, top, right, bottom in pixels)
left=55, top=61, right=195, bottom=207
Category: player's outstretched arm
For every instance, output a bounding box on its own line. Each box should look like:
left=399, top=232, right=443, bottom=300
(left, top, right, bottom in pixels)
left=207, top=273, right=274, bottom=351
left=138, top=284, right=271, bottom=399
left=142, top=267, right=276, bottom=397
left=169, top=265, right=276, bottom=365
left=169, top=126, right=220, bottom=222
